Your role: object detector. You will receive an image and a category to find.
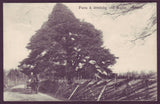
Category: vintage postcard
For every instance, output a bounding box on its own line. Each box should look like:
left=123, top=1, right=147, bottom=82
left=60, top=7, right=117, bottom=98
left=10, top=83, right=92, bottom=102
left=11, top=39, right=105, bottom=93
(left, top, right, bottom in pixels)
left=3, top=2, right=158, bottom=102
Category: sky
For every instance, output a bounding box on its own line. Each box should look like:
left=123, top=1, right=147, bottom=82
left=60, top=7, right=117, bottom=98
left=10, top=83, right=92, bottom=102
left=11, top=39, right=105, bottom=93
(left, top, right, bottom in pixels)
left=3, top=3, right=157, bottom=73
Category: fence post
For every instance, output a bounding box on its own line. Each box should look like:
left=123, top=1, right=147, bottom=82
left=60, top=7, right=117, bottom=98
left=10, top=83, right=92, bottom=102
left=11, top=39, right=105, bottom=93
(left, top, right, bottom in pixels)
left=97, top=83, right=107, bottom=101
left=68, top=85, right=80, bottom=100
left=114, top=74, right=117, bottom=90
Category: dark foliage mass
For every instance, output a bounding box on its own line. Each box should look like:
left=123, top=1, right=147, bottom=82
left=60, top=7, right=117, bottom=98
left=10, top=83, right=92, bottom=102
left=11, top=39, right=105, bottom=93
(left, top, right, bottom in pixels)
left=19, top=3, right=117, bottom=82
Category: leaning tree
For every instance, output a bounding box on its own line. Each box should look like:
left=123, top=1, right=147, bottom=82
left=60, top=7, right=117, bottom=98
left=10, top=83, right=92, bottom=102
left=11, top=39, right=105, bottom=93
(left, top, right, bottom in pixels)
left=18, top=3, right=117, bottom=82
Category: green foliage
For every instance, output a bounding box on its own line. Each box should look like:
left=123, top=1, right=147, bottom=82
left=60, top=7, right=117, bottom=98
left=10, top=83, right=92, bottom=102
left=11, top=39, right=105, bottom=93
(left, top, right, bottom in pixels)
left=19, top=3, right=117, bottom=81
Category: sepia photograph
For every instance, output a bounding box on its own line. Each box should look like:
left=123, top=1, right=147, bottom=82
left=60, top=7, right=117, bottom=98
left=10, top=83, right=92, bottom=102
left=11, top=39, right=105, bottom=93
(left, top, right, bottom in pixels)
left=3, top=3, right=157, bottom=101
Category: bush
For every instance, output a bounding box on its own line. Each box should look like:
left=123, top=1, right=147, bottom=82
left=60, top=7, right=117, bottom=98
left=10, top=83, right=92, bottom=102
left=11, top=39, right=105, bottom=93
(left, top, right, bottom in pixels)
left=39, top=80, right=59, bottom=93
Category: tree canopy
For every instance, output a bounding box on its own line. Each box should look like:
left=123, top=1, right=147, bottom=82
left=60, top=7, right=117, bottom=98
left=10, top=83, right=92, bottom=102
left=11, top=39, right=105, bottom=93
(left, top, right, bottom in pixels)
left=19, top=3, right=117, bottom=81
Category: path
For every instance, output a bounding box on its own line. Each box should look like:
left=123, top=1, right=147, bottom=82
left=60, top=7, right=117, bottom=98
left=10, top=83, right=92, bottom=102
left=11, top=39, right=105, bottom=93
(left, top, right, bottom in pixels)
left=4, top=85, right=60, bottom=101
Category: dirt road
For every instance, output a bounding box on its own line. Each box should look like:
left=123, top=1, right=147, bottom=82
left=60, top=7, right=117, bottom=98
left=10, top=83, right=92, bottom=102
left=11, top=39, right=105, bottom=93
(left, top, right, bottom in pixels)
left=4, top=85, right=60, bottom=101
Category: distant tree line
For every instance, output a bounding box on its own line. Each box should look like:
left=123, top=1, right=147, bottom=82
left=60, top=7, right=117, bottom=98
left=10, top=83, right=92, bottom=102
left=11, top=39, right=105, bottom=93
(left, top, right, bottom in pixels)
left=117, top=71, right=156, bottom=79
left=4, top=68, right=27, bottom=88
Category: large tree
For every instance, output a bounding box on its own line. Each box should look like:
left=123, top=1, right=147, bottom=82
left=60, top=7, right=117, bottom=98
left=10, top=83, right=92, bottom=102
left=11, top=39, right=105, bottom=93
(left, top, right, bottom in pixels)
left=19, top=3, right=117, bottom=82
